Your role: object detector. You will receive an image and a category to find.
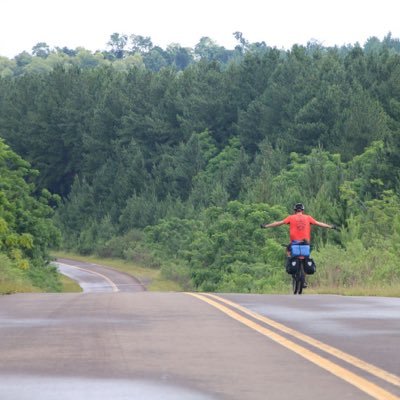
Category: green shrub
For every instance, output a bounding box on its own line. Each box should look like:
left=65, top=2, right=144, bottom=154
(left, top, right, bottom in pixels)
left=313, top=240, right=400, bottom=288
left=0, top=254, right=37, bottom=294
left=27, top=264, right=62, bottom=292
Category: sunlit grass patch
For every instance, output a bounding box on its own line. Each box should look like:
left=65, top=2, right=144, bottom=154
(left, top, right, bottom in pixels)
left=0, top=254, right=40, bottom=294
left=306, top=284, right=400, bottom=297
left=59, top=274, right=82, bottom=292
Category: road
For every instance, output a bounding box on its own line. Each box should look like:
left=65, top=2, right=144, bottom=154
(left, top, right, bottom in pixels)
left=55, top=258, right=146, bottom=293
left=0, top=258, right=398, bottom=400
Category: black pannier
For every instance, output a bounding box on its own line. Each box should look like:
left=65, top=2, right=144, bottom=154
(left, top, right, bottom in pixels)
left=304, top=257, right=316, bottom=274
left=286, top=257, right=298, bottom=274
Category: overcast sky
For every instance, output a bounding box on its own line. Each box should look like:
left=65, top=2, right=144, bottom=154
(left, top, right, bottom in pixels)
left=1, top=0, right=399, bottom=58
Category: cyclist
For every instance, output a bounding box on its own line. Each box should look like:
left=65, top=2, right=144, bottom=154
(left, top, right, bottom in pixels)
left=260, top=203, right=336, bottom=286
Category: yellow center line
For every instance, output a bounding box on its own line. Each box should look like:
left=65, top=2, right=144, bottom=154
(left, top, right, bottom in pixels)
left=205, top=293, right=400, bottom=388
left=57, top=263, right=119, bottom=292
left=187, top=292, right=400, bottom=400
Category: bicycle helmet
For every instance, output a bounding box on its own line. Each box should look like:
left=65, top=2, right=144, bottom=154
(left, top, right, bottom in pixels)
left=293, top=203, right=305, bottom=212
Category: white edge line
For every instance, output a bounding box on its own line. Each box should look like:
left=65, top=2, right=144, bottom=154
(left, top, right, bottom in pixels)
left=55, top=262, right=119, bottom=293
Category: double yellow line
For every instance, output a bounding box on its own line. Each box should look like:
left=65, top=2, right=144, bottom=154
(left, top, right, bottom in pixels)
left=187, top=292, right=400, bottom=400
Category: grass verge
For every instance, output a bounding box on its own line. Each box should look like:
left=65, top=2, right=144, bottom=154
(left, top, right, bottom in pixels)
left=0, top=254, right=40, bottom=295
left=307, top=284, right=400, bottom=297
left=52, top=251, right=184, bottom=292
left=59, top=274, right=82, bottom=292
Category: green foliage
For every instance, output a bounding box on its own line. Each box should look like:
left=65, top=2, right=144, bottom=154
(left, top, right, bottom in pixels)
left=217, top=262, right=287, bottom=293
left=142, top=201, right=288, bottom=291
left=54, top=177, right=95, bottom=248
left=312, top=190, right=400, bottom=289
left=0, top=140, right=61, bottom=291
left=313, top=241, right=400, bottom=288
left=27, top=263, right=62, bottom=292
left=145, top=217, right=196, bottom=258
left=78, top=215, right=116, bottom=256
left=248, top=147, right=345, bottom=233
left=350, top=190, right=400, bottom=246
left=2, top=36, right=400, bottom=294
left=189, top=137, right=249, bottom=207
left=0, top=253, right=37, bottom=294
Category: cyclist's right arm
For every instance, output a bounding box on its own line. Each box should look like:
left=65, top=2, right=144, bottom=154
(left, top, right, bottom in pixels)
left=260, top=220, right=285, bottom=229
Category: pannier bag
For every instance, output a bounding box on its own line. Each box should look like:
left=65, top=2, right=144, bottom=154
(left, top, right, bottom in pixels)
left=286, top=257, right=298, bottom=274
left=304, top=258, right=316, bottom=274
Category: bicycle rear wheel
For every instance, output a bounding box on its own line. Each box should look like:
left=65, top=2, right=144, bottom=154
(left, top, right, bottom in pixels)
left=293, top=260, right=305, bottom=294
left=292, top=275, right=297, bottom=294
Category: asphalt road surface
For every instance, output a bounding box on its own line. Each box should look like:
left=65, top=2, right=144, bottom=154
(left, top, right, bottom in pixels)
left=0, top=258, right=398, bottom=400
left=55, top=258, right=146, bottom=293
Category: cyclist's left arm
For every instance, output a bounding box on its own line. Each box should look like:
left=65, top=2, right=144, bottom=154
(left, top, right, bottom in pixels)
left=314, top=220, right=335, bottom=229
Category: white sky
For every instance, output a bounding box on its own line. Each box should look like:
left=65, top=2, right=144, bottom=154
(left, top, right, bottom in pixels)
left=1, top=0, right=399, bottom=58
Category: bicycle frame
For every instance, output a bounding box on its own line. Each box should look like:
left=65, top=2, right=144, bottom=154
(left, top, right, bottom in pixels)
left=286, top=244, right=308, bottom=295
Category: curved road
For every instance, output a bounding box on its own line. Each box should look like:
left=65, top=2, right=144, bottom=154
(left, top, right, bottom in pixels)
left=55, top=258, right=146, bottom=293
left=0, top=258, right=398, bottom=399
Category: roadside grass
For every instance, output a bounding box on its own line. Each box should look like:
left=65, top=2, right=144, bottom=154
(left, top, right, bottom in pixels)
left=0, top=254, right=40, bottom=295
left=307, top=284, right=400, bottom=297
left=261, top=275, right=400, bottom=297
left=52, top=251, right=184, bottom=292
left=59, top=274, right=82, bottom=292
left=0, top=281, right=41, bottom=295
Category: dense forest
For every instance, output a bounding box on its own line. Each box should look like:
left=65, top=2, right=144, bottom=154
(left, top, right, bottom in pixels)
left=1, top=32, right=400, bottom=293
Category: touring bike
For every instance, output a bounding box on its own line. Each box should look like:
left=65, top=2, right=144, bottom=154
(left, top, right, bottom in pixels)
left=286, top=241, right=315, bottom=295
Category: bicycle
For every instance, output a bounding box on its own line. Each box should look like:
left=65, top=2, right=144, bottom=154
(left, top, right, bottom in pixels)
left=286, top=241, right=315, bottom=295
left=291, top=256, right=306, bottom=295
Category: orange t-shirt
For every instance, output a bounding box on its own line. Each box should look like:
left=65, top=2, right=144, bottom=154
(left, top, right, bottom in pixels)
left=283, top=213, right=317, bottom=242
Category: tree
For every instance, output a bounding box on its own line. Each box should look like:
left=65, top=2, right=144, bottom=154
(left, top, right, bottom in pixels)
left=32, top=42, right=51, bottom=58
left=0, top=56, right=15, bottom=78
left=112, top=54, right=144, bottom=72
left=14, top=51, right=32, bottom=68
left=0, top=65, right=94, bottom=196
left=175, top=60, right=235, bottom=143
left=0, top=139, right=60, bottom=268
left=56, top=46, right=77, bottom=57
left=166, top=44, right=193, bottom=70
left=233, top=31, right=249, bottom=51
left=142, top=46, right=169, bottom=71
left=129, top=34, right=153, bottom=53
left=194, top=37, right=233, bottom=63
left=73, top=48, right=106, bottom=68
left=107, top=33, right=128, bottom=59
left=339, top=85, right=389, bottom=158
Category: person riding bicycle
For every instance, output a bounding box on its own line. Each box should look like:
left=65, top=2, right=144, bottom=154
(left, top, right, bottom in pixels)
left=260, top=203, right=336, bottom=286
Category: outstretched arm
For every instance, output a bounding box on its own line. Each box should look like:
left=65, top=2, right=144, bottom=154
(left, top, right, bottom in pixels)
left=315, top=220, right=335, bottom=229
left=260, top=220, right=285, bottom=229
